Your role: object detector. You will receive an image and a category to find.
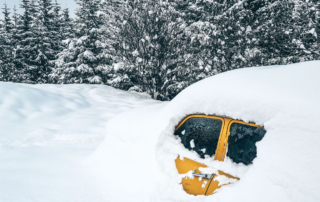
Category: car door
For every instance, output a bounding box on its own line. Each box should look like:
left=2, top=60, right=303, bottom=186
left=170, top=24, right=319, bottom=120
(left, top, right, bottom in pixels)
left=174, top=115, right=228, bottom=195
left=175, top=156, right=240, bottom=195
left=175, top=156, right=212, bottom=195
left=205, top=119, right=266, bottom=195
left=223, top=120, right=266, bottom=165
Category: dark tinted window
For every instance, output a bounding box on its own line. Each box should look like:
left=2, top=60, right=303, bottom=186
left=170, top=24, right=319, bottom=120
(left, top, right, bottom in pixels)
left=174, top=117, right=222, bottom=158
left=227, top=123, right=266, bottom=165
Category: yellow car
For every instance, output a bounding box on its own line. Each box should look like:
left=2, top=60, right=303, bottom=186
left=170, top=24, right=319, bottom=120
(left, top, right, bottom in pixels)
left=174, top=114, right=266, bottom=196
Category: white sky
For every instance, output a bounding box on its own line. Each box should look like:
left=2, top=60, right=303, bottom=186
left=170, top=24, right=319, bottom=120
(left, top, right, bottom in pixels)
left=0, top=0, right=78, bottom=18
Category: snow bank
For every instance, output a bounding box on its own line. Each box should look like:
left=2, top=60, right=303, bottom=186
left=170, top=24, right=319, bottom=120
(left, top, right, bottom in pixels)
left=93, top=60, right=320, bottom=202
left=0, top=83, right=159, bottom=201
left=0, top=83, right=157, bottom=147
left=1, top=60, right=320, bottom=202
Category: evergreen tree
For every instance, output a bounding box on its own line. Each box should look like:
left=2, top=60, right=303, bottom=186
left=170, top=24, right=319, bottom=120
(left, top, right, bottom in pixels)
left=26, top=0, right=55, bottom=82
left=29, top=0, right=38, bottom=22
left=0, top=3, right=15, bottom=81
left=12, top=6, right=19, bottom=28
left=293, top=0, right=320, bottom=58
left=52, top=0, right=64, bottom=44
left=11, top=0, right=37, bottom=83
left=1, top=0, right=320, bottom=100
left=112, top=0, right=190, bottom=99
left=60, top=7, right=74, bottom=40
left=20, top=0, right=32, bottom=32
left=2, top=3, right=13, bottom=33
left=0, top=30, right=12, bottom=81
left=50, top=0, right=113, bottom=84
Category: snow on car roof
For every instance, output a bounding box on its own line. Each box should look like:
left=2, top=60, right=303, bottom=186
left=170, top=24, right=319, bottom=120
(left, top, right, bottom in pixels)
left=93, top=60, right=320, bottom=202
left=163, top=60, right=320, bottom=126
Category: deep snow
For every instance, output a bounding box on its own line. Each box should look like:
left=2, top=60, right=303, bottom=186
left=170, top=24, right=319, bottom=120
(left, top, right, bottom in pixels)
left=92, top=60, right=320, bottom=202
left=0, top=83, right=159, bottom=201
left=1, top=60, right=320, bottom=202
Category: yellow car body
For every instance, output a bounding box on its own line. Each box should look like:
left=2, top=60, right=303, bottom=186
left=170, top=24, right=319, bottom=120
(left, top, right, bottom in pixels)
left=174, top=114, right=265, bottom=196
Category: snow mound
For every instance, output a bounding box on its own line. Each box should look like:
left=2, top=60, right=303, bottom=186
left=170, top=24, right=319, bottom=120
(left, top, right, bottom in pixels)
left=0, top=83, right=157, bottom=147
left=1, top=60, right=320, bottom=202
left=93, top=60, right=320, bottom=202
left=0, top=83, right=159, bottom=202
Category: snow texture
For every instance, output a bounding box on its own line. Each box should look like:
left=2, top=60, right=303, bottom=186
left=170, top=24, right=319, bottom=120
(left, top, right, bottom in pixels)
left=0, top=83, right=159, bottom=201
left=92, top=60, right=320, bottom=202
left=1, top=60, right=320, bottom=202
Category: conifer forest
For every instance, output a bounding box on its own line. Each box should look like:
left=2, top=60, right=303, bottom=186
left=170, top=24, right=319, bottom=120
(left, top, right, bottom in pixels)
left=0, top=0, right=319, bottom=100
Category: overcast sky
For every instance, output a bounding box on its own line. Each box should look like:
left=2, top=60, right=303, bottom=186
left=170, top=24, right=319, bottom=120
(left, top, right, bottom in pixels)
left=0, top=0, right=78, bottom=18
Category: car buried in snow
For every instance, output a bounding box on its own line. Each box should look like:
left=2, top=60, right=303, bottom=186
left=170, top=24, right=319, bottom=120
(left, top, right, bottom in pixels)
left=95, top=61, right=320, bottom=201
left=173, top=114, right=266, bottom=196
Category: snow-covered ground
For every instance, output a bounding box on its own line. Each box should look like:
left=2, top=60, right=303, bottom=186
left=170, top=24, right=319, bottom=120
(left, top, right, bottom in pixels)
left=0, top=83, right=160, bottom=201
left=1, top=60, right=320, bottom=202
left=91, top=60, right=320, bottom=202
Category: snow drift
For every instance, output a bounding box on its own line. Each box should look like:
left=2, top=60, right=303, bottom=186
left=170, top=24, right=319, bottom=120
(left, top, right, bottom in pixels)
left=92, top=60, right=320, bottom=202
left=0, top=83, right=158, bottom=201
left=1, top=60, right=320, bottom=202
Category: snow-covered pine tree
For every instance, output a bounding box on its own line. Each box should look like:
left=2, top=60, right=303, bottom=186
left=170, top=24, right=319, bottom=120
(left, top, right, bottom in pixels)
left=52, top=0, right=63, bottom=47
left=1, top=0, right=320, bottom=100
left=161, top=0, right=216, bottom=99
left=251, top=1, right=298, bottom=64
left=11, top=0, right=38, bottom=83
left=292, top=0, right=320, bottom=60
left=20, top=0, right=58, bottom=83
left=50, top=0, right=113, bottom=84
left=212, top=1, right=253, bottom=71
left=113, top=0, right=193, bottom=100
left=60, top=7, right=74, bottom=40
left=164, top=0, right=246, bottom=97
left=12, top=6, right=19, bottom=28
left=98, top=0, right=129, bottom=89
left=0, top=3, right=15, bottom=81
left=2, top=3, right=13, bottom=33
left=315, top=1, right=320, bottom=46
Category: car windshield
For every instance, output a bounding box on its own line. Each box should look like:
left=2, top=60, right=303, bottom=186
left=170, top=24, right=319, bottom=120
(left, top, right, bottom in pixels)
left=174, top=117, right=222, bottom=158
left=227, top=123, right=266, bottom=165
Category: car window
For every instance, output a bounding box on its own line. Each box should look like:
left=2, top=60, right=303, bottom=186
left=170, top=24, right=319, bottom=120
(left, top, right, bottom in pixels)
left=174, top=117, right=223, bottom=158
left=226, top=123, right=266, bottom=165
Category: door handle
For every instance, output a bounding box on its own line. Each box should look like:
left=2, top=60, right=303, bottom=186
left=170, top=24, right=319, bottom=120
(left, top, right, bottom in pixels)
left=192, top=169, right=214, bottom=180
